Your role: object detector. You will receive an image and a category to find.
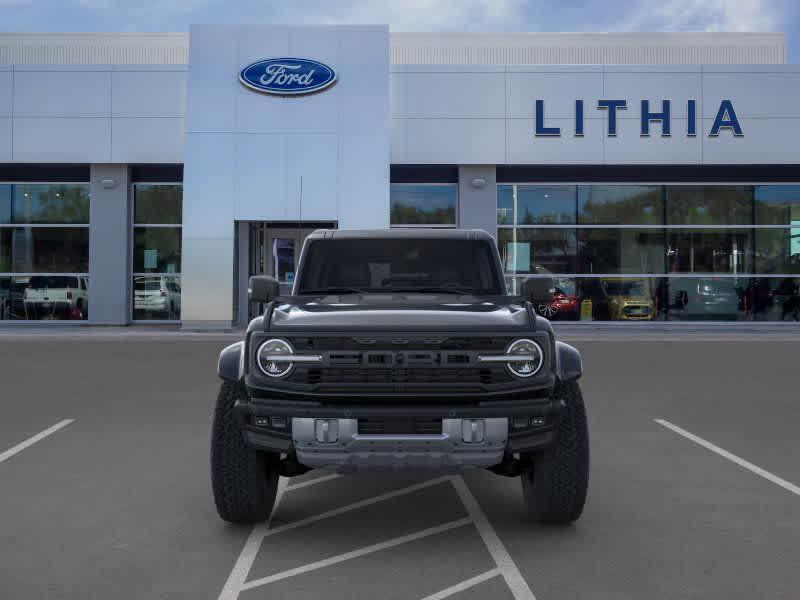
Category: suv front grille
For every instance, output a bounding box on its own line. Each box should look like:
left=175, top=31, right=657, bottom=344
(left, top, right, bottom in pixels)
left=304, top=367, right=504, bottom=385
left=284, top=336, right=517, bottom=391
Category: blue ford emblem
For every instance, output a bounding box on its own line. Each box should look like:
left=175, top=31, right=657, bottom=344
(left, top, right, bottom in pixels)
left=239, top=57, right=337, bottom=96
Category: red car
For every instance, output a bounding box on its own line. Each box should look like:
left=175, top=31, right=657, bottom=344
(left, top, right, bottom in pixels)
left=538, top=280, right=579, bottom=320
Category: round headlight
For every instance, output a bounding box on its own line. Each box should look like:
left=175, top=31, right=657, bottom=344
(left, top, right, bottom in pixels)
left=257, top=338, right=294, bottom=378
left=506, top=338, right=543, bottom=378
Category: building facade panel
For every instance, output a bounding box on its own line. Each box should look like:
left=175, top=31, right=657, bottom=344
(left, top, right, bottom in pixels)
left=285, top=133, right=339, bottom=222
left=701, top=118, right=800, bottom=164
left=233, top=134, right=288, bottom=221
left=402, top=71, right=506, bottom=118
left=700, top=70, right=800, bottom=118
left=506, top=69, right=604, bottom=119
left=507, top=117, right=605, bottom=164
left=183, top=26, right=238, bottom=134
left=13, top=117, right=111, bottom=162
left=337, top=133, right=390, bottom=229
left=605, top=118, right=701, bottom=164
left=111, top=117, right=184, bottom=163
left=603, top=69, right=701, bottom=119
left=182, top=132, right=235, bottom=239
left=0, top=118, right=10, bottom=161
left=0, top=68, right=11, bottom=117
left=13, top=69, right=110, bottom=117
left=111, top=70, right=186, bottom=117
left=180, top=236, right=234, bottom=326
left=403, top=117, right=505, bottom=164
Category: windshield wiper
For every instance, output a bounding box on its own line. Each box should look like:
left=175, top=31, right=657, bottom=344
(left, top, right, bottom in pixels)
left=299, top=287, right=370, bottom=295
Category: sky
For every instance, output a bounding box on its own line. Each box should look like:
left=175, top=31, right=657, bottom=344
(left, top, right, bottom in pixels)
left=0, top=0, right=797, bottom=62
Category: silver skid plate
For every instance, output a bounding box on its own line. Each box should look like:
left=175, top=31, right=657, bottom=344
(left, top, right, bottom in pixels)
left=292, top=417, right=508, bottom=472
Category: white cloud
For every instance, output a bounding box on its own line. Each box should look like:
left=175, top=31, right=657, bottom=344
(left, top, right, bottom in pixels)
left=277, top=0, right=524, bottom=31
left=622, top=0, right=780, bottom=32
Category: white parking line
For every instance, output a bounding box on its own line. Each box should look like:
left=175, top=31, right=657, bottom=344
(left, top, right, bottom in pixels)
left=263, top=476, right=453, bottom=539
left=655, top=419, right=800, bottom=497
left=217, top=476, right=290, bottom=600
left=450, top=476, right=537, bottom=600
left=0, top=419, right=75, bottom=464
left=217, top=475, right=452, bottom=600
left=241, top=517, right=473, bottom=591
left=270, top=477, right=289, bottom=525
left=419, top=568, right=501, bottom=600
left=287, top=472, right=342, bottom=490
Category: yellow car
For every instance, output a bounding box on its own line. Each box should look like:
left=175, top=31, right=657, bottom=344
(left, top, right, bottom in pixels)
left=600, top=279, right=655, bottom=321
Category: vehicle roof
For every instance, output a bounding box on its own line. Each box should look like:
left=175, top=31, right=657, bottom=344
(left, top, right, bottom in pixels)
left=306, top=228, right=493, bottom=241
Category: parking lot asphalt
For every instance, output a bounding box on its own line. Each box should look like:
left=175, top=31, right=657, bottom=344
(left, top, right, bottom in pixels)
left=0, top=331, right=798, bottom=599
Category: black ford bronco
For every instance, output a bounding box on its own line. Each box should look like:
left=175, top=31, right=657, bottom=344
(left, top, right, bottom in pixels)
left=212, top=229, right=588, bottom=524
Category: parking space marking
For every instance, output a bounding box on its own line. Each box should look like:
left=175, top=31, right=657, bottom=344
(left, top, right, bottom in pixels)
left=218, top=475, right=452, bottom=600
left=218, top=476, right=289, bottom=600
left=287, top=473, right=342, bottom=490
left=270, top=477, right=289, bottom=524
left=419, top=568, right=501, bottom=600
left=262, top=476, right=453, bottom=539
left=0, top=419, right=75, bottom=465
left=241, top=517, right=473, bottom=591
left=656, top=419, right=800, bottom=497
left=219, top=473, right=537, bottom=599
left=450, top=476, right=537, bottom=600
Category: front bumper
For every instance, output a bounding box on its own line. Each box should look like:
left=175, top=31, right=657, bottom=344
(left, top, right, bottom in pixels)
left=617, top=303, right=654, bottom=320
left=234, top=393, right=562, bottom=470
left=292, top=417, right=509, bottom=471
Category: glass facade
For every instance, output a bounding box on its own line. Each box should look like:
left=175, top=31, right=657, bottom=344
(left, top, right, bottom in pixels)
left=390, top=183, right=457, bottom=226
left=0, top=183, right=90, bottom=321
left=132, top=184, right=182, bottom=320
left=498, top=184, right=800, bottom=321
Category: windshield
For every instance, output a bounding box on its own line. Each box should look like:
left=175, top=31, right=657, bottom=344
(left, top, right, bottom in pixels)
left=135, top=278, right=162, bottom=292
left=604, top=281, right=647, bottom=296
left=296, top=238, right=504, bottom=295
left=697, top=279, right=737, bottom=295
left=28, top=276, right=79, bottom=289
left=554, top=278, right=576, bottom=296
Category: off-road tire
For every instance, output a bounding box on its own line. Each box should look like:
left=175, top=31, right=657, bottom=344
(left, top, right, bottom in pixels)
left=211, top=381, right=280, bottom=524
left=521, top=380, right=589, bottom=524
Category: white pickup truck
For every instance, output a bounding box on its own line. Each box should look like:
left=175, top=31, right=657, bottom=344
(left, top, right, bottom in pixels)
left=23, top=275, right=88, bottom=320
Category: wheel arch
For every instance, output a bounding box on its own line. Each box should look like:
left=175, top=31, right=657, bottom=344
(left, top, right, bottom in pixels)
left=218, top=341, right=245, bottom=382
left=555, top=340, right=582, bottom=382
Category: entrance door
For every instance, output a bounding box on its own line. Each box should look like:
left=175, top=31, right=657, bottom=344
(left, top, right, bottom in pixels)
left=247, top=222, right=336, bottom=320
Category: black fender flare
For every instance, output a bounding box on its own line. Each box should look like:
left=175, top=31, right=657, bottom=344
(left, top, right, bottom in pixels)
left=555, top=340, right=582, bottom=382
left=218, top=341, right=245, bottom=382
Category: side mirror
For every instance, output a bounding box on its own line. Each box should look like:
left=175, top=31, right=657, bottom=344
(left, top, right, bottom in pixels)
left=522, top=277, right=555, bottom=304
left=249, top=275, right=280, bottom=304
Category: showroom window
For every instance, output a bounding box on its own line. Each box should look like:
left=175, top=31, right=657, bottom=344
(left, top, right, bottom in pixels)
left=390, top=183, right=457, bottom=226
left=578, top=185, right=663, bottom=225
left=497, top=184, right=800, bottom=321
left=498, top=185, right=575, bottom=225
left=0, top=183, right=90, bottom=321
left=132, top=184, right=182, bottom=321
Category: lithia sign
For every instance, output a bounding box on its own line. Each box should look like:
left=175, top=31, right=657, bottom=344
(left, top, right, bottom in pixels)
left=535, top=99, right=743, bottom=138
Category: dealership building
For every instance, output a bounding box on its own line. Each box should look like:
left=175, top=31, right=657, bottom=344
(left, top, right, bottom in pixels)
left=0, top=27, right=798, bottom=327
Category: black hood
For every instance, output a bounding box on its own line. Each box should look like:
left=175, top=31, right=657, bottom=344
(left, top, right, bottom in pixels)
left=268, top=293, right=533, bottom=331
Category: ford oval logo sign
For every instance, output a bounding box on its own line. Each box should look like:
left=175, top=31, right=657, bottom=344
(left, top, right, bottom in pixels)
left=239, top=58, right=337, bottom=96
